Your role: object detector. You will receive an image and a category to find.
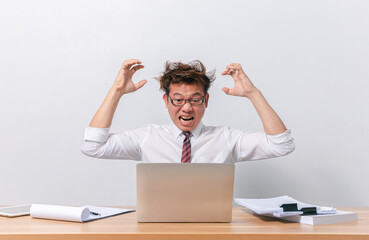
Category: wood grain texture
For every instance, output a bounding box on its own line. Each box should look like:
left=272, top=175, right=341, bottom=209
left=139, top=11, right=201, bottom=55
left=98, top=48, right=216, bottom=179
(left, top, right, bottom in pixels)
left=0, top=207, right=368, bottom=240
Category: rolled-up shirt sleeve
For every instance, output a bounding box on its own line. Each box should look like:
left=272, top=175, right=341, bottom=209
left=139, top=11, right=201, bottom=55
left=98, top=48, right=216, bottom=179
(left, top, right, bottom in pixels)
left=235, top=129, right=295, bottom=162
left=84, top=127, right=110, bottom=142
left=81, top=127, right=142, bottom=160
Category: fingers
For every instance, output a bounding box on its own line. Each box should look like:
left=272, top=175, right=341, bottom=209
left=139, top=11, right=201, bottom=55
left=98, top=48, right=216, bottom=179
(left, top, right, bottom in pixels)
left=222, top=87, right=234, bottom=95
left=121, top=59, right=142, bottom=71
left=131, top=64, right=144, bottom=74
left=221, top=63, right=243, bottom=75
left=135, top=80, right=147, bottom=90
left=222, top=87, right=230, bottom=95
left=221, top=68, right=237, bottom=76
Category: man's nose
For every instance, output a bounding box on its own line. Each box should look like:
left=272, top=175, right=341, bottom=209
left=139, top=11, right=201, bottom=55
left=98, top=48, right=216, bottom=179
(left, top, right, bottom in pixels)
left=181, top=101, right=193, bottom=111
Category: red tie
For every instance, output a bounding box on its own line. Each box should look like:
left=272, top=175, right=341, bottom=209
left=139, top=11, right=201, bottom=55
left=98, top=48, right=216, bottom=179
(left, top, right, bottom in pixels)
left=181, top=132, right=191, bottom=163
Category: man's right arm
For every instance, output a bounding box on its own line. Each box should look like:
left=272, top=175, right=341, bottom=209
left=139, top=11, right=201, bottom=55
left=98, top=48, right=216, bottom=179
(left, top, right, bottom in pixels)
left=89, top=59, right=147, bottom=128
left=82, top=59, right=147, bottom=159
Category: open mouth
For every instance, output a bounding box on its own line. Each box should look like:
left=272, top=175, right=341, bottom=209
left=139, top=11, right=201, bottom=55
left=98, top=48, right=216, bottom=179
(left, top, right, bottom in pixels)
left=179, top=116, right=194, bottom=122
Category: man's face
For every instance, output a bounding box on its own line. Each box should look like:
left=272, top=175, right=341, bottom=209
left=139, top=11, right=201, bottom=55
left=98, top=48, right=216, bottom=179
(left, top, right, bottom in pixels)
left=163, top=83, right=209, bottom=132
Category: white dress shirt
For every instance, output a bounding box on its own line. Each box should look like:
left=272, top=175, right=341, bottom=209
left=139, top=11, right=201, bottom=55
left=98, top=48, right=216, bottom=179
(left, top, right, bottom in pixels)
left=81, top=122, right=295, bottom=163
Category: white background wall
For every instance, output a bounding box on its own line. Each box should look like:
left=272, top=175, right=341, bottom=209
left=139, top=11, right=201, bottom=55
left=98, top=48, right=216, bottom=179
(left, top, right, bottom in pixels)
left=1, top=0, right=368, bottom=207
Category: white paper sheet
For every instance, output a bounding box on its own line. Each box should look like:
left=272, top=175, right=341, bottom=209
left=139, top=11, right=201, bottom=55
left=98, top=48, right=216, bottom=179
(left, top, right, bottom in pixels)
left=81, top=205, right=134, bottom=222
left=234, top=196, right=348, bottom=225
left=234, top=195, right=336, bottom=216
left=30, top=204, right=135, bottom=222
left=31, top=204, right=90, bottom=222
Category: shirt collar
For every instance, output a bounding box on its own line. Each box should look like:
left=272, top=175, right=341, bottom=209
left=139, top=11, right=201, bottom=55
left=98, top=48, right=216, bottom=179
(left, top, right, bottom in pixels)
left=170, top=121, right=204, bottom=140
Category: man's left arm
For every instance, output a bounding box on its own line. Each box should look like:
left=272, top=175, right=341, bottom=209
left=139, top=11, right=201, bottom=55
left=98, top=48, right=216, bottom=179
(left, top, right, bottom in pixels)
left=222, top=63, right=287, bottom=135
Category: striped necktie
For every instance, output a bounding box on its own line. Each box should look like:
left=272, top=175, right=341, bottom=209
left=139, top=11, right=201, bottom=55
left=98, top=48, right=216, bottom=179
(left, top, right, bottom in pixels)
left=181, top=131, right=192, bottom=163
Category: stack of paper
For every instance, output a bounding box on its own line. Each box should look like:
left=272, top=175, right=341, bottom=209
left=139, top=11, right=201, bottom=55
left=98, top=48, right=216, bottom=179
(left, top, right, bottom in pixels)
left=234, top=196, right=357, bottom=225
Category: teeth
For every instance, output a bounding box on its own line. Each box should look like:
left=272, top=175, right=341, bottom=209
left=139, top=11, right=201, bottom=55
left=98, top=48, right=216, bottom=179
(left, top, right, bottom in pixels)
left=180, top=116, right=194, bottom=121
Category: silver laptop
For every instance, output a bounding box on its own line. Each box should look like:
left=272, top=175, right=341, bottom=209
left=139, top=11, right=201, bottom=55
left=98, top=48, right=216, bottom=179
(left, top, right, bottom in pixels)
left=137, top=163, right=235, bottom=222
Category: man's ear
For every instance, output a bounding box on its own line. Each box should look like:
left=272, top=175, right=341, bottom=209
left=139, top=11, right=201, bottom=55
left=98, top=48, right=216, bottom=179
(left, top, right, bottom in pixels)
left=205, top=93, right=209, bottom=108
left=163, top=94, right=168, bottom=108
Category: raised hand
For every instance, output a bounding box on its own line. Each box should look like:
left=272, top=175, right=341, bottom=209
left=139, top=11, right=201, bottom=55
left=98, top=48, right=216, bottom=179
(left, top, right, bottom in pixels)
left=221, top=63, right=258, bottom=98
left=113, top=59, right=147, bottom=95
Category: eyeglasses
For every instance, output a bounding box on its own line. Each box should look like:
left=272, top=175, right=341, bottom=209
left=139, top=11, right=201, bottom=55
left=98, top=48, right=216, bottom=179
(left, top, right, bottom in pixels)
left=168, top=96, right=205, bottom=106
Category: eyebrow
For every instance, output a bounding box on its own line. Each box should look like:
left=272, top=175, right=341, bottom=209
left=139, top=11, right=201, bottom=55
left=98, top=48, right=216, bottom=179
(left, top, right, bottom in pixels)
left=172, top=92, right=202, bottom=97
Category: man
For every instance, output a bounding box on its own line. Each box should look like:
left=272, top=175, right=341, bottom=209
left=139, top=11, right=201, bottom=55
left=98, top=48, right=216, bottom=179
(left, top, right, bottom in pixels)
left=81, top=59, right=294, bottom=163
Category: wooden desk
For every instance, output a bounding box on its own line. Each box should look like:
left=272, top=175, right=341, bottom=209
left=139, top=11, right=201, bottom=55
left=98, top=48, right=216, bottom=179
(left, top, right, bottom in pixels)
left=0, top=207, right=368, bottom=240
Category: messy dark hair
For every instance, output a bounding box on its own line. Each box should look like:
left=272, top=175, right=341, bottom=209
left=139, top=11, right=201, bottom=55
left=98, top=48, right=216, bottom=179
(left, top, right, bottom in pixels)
left=156, top=60, right=215, bottom=95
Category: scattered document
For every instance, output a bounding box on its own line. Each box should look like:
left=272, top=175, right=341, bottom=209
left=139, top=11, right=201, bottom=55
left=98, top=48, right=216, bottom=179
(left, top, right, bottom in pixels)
left=235, top=196, right=357, bottom=225
left=30, top=204, right=134, bottom=222
left=235, top=195, right=329, bottom=215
